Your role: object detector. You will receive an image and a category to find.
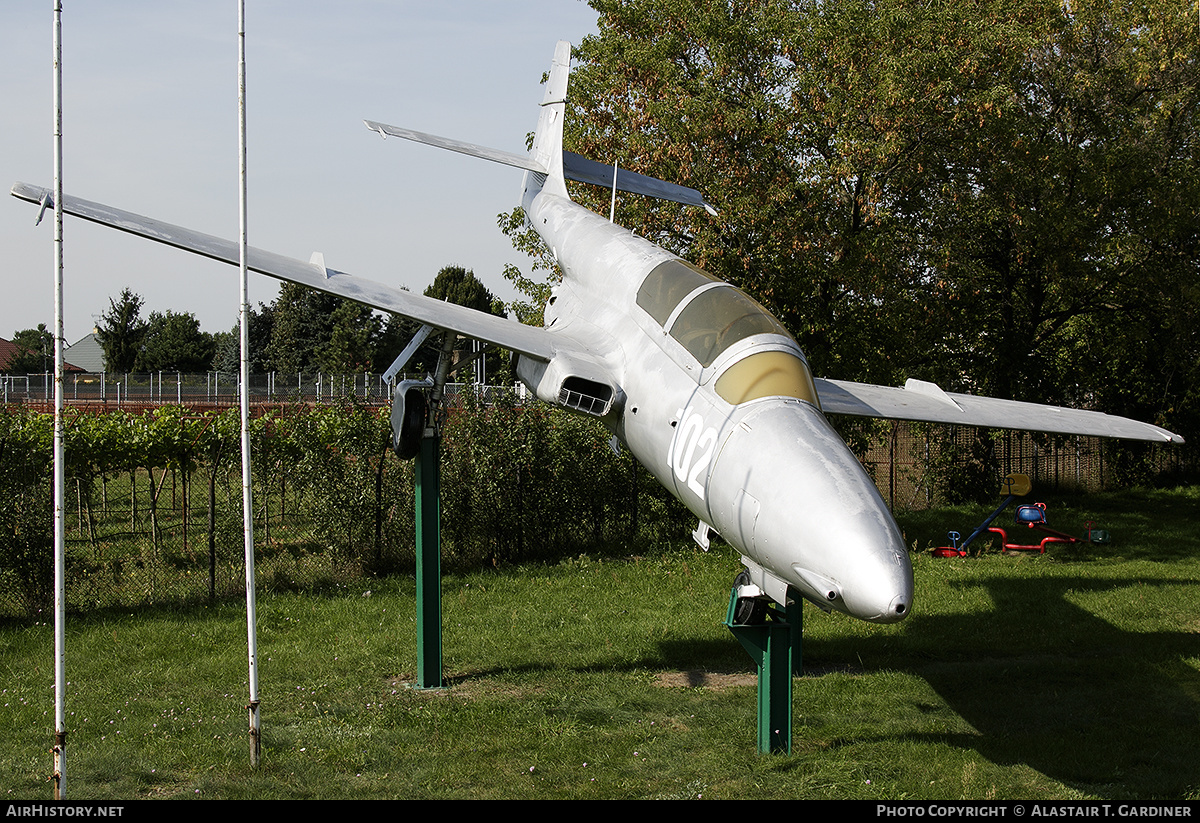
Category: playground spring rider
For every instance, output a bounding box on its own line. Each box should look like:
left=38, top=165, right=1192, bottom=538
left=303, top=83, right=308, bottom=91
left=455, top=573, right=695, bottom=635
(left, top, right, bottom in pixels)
left=934, top=473, right=1103, bottom=557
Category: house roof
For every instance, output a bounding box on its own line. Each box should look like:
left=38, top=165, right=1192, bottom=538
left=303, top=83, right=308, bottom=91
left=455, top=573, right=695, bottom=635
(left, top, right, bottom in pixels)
left=64, top=332, right=105, bottom=373
left=0, top=337, right=86, bottom=373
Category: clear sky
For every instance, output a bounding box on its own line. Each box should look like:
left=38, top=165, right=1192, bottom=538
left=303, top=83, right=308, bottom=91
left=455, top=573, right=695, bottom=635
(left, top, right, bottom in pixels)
left=1, top=1, right=600, bottom=346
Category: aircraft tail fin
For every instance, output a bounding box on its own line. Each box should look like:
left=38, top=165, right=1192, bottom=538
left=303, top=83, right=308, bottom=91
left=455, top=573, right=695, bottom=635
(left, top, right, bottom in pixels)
left=529, top=40, right=572, bottom=197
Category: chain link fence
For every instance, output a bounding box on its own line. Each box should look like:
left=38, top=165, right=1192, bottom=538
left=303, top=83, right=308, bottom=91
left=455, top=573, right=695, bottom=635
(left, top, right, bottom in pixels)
left=0, top=370, right=528, bottom=408
left=847, top=420, right=1191, bottom=510
left=0, top=377, right=1192, bottom=620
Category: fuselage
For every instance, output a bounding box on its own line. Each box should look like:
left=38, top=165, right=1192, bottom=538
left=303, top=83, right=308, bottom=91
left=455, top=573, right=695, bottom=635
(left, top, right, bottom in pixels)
left=519, top=177, right=913, bottom=623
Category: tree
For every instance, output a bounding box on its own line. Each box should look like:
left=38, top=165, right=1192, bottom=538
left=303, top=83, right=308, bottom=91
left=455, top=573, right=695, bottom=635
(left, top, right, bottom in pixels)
left=415, top=266, right=507, bottom=381
left=565, top=0, right=1051, bottom=384
left=212, top=303, right=275, bottom=376
left=134, top=310, right=215, bottom=373
left=903, top=0, right=1200, bottom=413
left=556, top=0, right=1199, bottom=444
left=263, top=284, right=387, bottom=376
left=95, top=288, right=147, bottom=373
left=424, top=264, right=501, bottom=313
left=372, top=311, right=411, bottom=375
left=6, top=325, right=53, bottom=374
left=314, top=298, right=381, bottom=375
left=263, top=283, right=344, bottom=375
left=498, top=207, right=559, bottom=327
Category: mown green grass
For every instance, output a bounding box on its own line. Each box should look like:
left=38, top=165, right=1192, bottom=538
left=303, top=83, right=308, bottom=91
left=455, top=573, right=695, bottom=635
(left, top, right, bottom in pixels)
left=2, top=487, right=1199, bottom=799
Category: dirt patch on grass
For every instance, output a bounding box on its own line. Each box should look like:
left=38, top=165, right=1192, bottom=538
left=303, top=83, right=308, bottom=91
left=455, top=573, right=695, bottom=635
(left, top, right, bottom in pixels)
left=387, top=669, right=759, bottom=694
left=386, top=671, right=549, bottom=699
left=653, top=670, right=757, bottom=689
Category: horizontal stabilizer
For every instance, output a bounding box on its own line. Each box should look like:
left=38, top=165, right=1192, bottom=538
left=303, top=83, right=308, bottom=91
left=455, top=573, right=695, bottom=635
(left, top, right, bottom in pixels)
left=363, top=122, right=718, bottom=214
left=10, top=182, right=558, bottom=363
left=563, top=151, right=718, bottom=215
left=364, top=120, right=547, bottom=174
left=816, top=376, right=1184, bottom=444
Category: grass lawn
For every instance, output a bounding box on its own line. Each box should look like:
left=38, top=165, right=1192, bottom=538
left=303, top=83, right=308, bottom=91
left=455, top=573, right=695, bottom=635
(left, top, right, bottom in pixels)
left=2, top=487, right=1198, bottom=800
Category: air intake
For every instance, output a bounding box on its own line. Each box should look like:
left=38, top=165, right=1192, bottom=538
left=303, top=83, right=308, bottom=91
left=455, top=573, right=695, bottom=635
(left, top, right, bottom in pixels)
left=557, top=376, right=614, bottom=416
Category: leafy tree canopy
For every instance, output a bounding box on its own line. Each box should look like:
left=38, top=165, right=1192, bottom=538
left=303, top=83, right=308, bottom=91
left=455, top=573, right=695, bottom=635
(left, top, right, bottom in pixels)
left=536, top=0, right=1199, bottom=439
left=424, top=264, right=503, bottom=315
left=134, top=310, right=215, bottom=373
left=390, top=265, right=508, bottom=380
left=6, top=325, right=53, bottom=374
left=212, top=303, right=275, bottom=376
left=265, top=284, right=355, bottom=375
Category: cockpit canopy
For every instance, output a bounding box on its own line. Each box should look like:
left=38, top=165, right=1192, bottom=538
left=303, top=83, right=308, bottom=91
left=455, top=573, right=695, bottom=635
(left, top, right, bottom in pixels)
left=636, top=259, right=718, bottom=327
left=636, top=259, right=820, bottom=408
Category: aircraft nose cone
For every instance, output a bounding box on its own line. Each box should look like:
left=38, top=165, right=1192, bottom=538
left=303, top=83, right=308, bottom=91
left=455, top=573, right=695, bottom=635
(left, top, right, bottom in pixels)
left=792, top=512, right=913, bottom=624
left=710, top=399, right=914, bottom=623
left=849, top=586, right=911, bottom=624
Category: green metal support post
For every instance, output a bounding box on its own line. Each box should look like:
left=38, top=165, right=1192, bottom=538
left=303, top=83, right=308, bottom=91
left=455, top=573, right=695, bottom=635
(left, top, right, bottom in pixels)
left=414, top=432, right=443, bottom=690
left=789, top=591, right=803, bottom=676
left=725, top=586, right=804, bottom=754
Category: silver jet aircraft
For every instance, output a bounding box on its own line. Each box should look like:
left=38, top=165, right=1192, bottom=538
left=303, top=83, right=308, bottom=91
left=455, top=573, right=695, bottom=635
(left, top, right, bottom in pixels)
left=11, top=41, right=1182, bottom=625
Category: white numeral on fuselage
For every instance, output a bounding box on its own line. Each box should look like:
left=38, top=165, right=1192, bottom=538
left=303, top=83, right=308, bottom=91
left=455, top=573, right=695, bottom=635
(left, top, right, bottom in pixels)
left=669, top=406, right=717, bottom=500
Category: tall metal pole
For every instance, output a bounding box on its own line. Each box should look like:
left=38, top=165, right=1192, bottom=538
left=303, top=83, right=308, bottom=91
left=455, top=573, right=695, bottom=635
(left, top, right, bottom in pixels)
left=50, top=0, right=67, bottom=799
left=238, top=0, right=261, bottom=767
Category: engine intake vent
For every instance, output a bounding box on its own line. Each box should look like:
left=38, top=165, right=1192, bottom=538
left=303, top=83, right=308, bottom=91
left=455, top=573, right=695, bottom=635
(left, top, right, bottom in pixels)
left=557, top=376, right=614, bottom=416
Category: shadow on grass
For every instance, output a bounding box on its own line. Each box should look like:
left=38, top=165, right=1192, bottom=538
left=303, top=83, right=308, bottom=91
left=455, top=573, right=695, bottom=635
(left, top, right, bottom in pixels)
left=438, top=638, right=754, bottom=688
left=807, top=570, right=1200, bottom=798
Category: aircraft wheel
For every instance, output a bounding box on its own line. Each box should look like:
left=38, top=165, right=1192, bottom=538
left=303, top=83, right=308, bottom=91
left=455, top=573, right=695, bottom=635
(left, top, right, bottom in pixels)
left=732, top=571, right=767, bottom=625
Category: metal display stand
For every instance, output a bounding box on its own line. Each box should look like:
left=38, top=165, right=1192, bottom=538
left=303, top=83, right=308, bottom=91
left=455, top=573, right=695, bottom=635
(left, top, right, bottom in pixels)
left=725, top=586, right=803, bottom=754
left=414, top=431, right=444, bottom=689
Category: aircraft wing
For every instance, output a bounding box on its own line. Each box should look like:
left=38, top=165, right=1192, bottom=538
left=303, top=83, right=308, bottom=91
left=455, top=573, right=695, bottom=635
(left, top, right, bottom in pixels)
left=816, top=377, right=1184, bottom=444
left=10, top=182, right=557, bottom=362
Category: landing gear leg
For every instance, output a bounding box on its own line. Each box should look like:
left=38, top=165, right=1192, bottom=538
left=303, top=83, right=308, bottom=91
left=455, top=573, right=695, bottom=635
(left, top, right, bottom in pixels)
left=731, top=571, right=767, bottom=626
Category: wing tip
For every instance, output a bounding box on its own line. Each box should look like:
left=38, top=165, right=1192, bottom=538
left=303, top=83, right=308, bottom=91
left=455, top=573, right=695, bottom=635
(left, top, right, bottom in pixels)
left=10, top=181, right=44, bottom=202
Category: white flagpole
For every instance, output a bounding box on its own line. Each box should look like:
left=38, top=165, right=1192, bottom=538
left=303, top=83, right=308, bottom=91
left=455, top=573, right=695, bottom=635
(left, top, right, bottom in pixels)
left=238, top=0, right=261, bottom=768
left=51, top=0, right=67, bottom=800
